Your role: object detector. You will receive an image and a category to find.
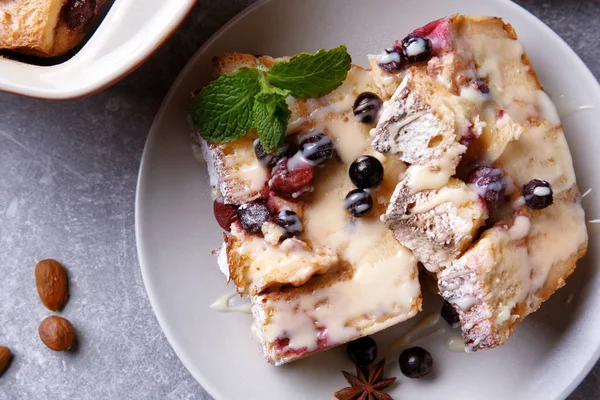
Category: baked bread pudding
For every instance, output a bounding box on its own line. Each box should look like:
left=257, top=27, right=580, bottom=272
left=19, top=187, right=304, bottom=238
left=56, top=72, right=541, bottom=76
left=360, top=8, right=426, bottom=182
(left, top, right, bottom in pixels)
left=191, top=14, right=588, bottom=364
left=0, top=0, right=104, bottom=57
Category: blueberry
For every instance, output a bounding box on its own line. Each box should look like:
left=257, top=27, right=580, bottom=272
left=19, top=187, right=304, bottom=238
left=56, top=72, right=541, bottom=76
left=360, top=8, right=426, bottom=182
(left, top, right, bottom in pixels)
left=441, top=301, right=460, bottom=328
left=275, top=210, right=302, bottom=237
left=349, top=156, right=384, bottom=189
left=467, top=166, right=505, bottom=206
left=399, top=347, right=433, bottom=378
left=237, top=201, right=270, bottom=234
left=353, top=92, right=383, bottom=124
left=376, top=47, right=406, bottom=73
left=254, top=139, right=293, bottom=168
left=401, top=35, right=433, bottom=63
left=344, top=189, right=373, bottom=218
left=346, top=336, right=377, bottom=366
left=523, top=179, right=553, bottom=210
left=298, top=132, right=334, bottom=166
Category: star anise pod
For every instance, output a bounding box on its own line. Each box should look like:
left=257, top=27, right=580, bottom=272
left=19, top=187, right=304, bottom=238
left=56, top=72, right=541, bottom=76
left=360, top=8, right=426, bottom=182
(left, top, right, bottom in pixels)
left=334, top=359, right=397, bottom=400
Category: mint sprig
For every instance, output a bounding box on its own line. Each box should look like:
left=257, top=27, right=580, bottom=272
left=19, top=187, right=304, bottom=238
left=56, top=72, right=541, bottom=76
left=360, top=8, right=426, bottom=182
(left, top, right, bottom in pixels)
left=191, top=68, right=262, bottom=144
left=252, top=92, right=292, bottom=153
left=268, top=45, right=352, bottom=98
left=191, top=46, right=352, bottom=153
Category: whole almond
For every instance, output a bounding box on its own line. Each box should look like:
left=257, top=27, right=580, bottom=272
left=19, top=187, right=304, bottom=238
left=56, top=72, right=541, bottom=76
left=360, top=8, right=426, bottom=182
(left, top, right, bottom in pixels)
left=39, top=316, right=76, bottom=351
left=0, top=346, right=11, bottom=375
left=35, top=259, right=68, bottom=311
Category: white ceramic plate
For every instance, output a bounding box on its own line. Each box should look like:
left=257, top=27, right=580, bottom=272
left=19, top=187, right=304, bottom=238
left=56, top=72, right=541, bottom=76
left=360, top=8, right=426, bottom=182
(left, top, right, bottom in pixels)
left=136, top=0, right=600, bottom=399
left=0, top=0, right=196, bottom=100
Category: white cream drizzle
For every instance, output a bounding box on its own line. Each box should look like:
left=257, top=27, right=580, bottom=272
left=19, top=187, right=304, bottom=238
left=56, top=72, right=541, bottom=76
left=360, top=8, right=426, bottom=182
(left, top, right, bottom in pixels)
left=217, top=244, right=230, bottom=280
left=446, top=336, right=467, bottom=353
left=409, top=185, right=477, bottom=215
left=508, top=215, right=531, bottom=241
left=210, top=291, right=252, bottom=314
left=390, top=313, right=441, bottom=351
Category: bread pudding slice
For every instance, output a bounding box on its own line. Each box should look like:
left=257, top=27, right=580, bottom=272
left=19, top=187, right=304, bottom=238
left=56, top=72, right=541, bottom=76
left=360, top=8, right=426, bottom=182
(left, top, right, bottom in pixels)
left=385, top=177, right=488, bottom=271
left=0, top=0, right=103, bottom=57
left=197, top=55, right=422, bottom=365
left=371, top=15, right=587, bottom=350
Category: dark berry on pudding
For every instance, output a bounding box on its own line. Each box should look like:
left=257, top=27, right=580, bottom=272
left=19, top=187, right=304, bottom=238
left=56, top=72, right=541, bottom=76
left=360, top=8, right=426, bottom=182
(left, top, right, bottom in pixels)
left=237, top=201, right=270, bottom=233
left=472, top=79, right=490, bottom=94
left=441, top=301, right=460, bottom=328
left=344, top=189, right=373, bottom=218
left=275, top=210, right=303, bottom=238
left=376, top=47, right=406, bottom=73
left=253, top=139, right=293, bottom=168
left=353, top=92, right=383, bottom=124
left=399, top=347, right=433, bottom=378
left=346, top=336, right=377, bottom=366
left=467, top=166, right=506, bottom=207
left=523, top=179, right=553, bottom=210
left=298, top=132, right=334, bottom=166
left=349, top=156, right=384, bottom=189
left=269, top=159, right=314, bottom=197
left=63, top=0, right=97, bottom=30
left=401, top=35, right=433, bottom=63
left=213, top=197, right=238, bottom=232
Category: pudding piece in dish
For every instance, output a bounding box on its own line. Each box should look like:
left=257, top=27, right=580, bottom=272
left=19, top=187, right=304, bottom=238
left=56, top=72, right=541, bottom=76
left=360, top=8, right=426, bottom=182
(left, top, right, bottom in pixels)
left=0, top=0, right=104, bottom=57
left=372, top=15, right=587, bottom=351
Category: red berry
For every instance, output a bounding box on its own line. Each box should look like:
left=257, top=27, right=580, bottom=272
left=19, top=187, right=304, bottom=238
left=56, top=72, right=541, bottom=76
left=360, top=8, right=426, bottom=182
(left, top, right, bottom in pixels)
left=213, top=197, right=238, bottom=231
left=412, top=17, right=451, bottom=55
left=269, top=160, right=314, bottom=196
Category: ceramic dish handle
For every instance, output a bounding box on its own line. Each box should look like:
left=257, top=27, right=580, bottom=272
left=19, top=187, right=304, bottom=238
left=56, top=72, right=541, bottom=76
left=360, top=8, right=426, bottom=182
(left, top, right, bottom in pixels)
left=0, top=0, right=196, bottom=100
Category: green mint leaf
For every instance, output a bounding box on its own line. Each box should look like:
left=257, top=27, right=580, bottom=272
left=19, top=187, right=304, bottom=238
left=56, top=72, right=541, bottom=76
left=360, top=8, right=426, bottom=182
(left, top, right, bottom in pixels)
left=252, top=92, right=291, bottom=154
left=191, top=68, right=262, bottom=143
left=267, top=45, right=352, bottom=98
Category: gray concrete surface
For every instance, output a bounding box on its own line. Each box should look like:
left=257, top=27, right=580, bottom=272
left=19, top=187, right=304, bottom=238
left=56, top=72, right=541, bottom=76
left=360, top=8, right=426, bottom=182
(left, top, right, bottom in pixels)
left=0, top=0, right=598, bottom=398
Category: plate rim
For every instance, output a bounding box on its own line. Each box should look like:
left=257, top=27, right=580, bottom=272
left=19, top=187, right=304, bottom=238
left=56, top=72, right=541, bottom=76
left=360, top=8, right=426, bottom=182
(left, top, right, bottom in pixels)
left=135, top=0, right=600, bottom=398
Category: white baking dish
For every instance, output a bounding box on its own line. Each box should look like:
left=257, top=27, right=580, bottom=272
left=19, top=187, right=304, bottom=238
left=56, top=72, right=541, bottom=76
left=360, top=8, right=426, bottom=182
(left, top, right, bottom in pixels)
left=0, top=0, right=196, bottom=100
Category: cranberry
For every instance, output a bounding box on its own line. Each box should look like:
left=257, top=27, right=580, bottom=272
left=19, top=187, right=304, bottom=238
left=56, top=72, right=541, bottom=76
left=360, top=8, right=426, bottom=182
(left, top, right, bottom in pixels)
left=213, top=197, right=238, bottom=232
left=63, top=0, right=96, bottom=30
left=523, top=179, right=553, bottom=210
left=467, top=166, right=506, bottom=207
left=412, top=17, right=452, bottom=55
left=237, top=201, right=270, bottom=234
left=269, top=159, right=314, bottom=196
